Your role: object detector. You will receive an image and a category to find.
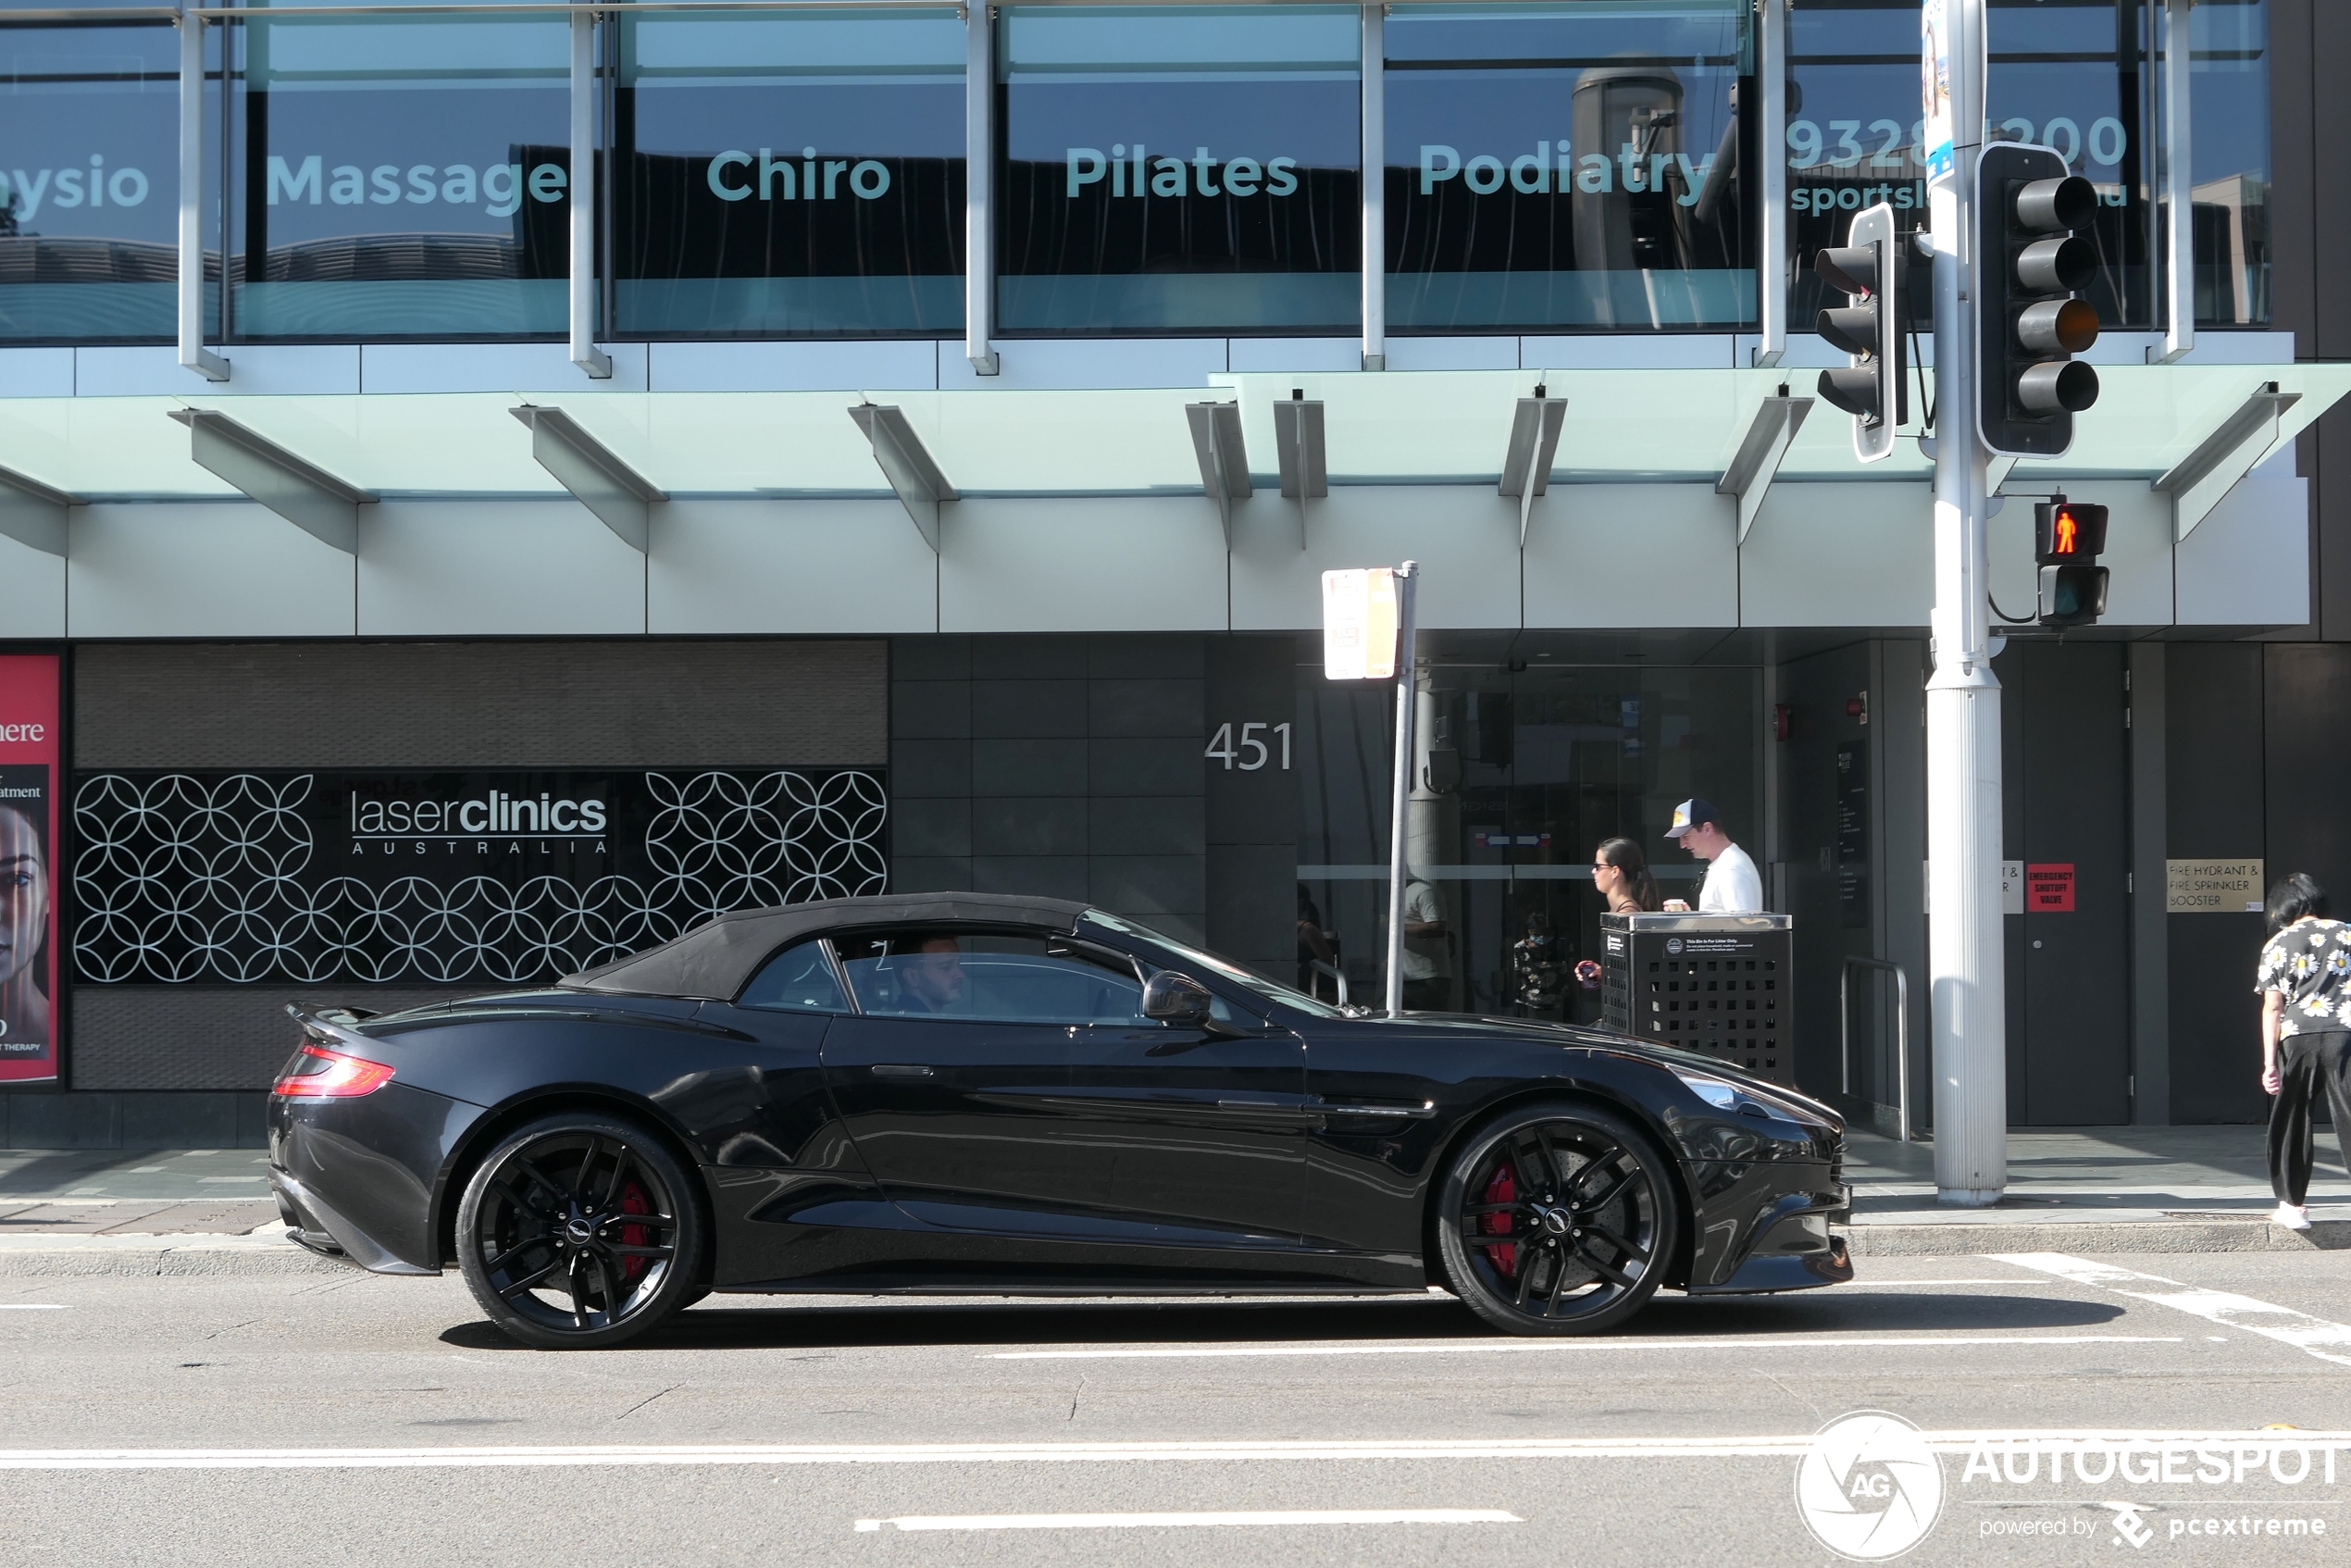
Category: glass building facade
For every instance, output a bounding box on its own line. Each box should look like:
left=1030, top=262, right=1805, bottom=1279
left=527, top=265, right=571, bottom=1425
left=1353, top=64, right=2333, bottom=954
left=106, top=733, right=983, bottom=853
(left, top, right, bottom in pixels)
left=0, top=0, right=2271, bottom=342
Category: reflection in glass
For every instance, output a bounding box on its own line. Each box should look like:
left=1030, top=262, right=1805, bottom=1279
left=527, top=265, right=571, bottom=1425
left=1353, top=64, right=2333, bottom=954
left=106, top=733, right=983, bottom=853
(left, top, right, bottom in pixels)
left=615, top=8, right=964, bottom=337
left=0, top=12, right=183, bottom=342
left=229, top=7, right=570, bottom=340
left=998, top=6, right=1361, bottom=334
left=1296, top=658, right=1759, bottom=1017
left=1789, top=0, right=2154, bottom=332
left=2189, top=0, right=2268, bottom=325
left=1386, top=2, right=1753, bottom=332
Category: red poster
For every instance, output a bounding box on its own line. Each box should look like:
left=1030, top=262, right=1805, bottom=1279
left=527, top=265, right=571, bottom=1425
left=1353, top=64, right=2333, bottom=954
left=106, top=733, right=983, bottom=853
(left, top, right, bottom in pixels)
left=0, top=653, right=60, bottom=1083
left=2025, top=863, right=2076, bottom=913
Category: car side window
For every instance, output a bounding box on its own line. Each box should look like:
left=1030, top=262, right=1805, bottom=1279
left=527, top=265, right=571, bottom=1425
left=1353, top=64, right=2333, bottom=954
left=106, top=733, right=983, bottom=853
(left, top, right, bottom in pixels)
left=738, top=939, right=851, bottom=1014
left=835, top=930, right=1148, bottom=1026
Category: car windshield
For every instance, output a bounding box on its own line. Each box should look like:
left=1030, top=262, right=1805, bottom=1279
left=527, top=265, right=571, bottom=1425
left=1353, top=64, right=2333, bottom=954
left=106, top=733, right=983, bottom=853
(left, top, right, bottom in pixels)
left=1080, top=909, right=1350, bottom=1018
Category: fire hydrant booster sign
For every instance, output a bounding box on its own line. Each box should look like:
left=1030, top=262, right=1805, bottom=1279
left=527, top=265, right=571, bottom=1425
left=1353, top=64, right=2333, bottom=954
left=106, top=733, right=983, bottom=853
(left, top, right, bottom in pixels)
left=0, top=654, right=61, bottom=1084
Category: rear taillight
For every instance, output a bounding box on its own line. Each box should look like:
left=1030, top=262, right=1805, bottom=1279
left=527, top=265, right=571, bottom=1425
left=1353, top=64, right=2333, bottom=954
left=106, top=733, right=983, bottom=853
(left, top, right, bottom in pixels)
left=272, top=1043, right=395, bottom=1100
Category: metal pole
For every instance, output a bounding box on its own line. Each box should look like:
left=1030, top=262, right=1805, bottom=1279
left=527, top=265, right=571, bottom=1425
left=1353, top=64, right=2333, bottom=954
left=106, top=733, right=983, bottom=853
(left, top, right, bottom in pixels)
left=964, top=3, right=999, bottom=375
left=1751, top=0, right=1786, bottom=368
left=1383, top=560, right=1419, bottom=1014
left=1924, top=0, right=2004, bottom=1204
left=568, top=9, right=612, bottom=379
left=2149, top=0, right=2196, bottom=364
left=1359, top=3, right=1385, bottom=372
left=178, top=11, right=228, bottom=382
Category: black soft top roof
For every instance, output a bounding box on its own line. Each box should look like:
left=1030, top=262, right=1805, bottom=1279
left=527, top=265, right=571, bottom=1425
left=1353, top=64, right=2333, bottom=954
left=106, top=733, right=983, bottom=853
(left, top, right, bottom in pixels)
left=557, top=892, right=1094, bottom=1002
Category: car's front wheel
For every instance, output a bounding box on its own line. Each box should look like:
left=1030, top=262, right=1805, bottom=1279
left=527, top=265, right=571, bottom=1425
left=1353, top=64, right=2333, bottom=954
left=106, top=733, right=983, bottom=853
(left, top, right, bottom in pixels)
left=455, top=1113, right=703, bottom=1350
left=1435, top=1101, right=1681, bottom=1336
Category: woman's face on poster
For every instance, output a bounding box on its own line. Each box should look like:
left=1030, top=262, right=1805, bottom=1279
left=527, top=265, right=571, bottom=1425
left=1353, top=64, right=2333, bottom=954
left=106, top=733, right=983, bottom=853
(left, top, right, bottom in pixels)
left=0, top=804, right=49, bottom=989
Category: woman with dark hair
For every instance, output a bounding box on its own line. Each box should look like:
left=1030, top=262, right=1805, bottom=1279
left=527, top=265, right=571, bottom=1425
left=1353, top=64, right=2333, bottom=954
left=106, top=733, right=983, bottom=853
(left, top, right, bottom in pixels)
left=2255, top=873, right=2351, bottom=1230
left=1590, top=836, right=1662, bottom=915
left=0, top=801, right=51, bottom=1051
left=1574, top=837, right=1664, bottom=992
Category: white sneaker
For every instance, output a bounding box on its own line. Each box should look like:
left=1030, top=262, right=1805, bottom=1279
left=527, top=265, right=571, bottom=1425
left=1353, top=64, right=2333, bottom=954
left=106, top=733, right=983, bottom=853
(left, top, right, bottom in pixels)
left=2273, top=1202, right=2313, bottom=1231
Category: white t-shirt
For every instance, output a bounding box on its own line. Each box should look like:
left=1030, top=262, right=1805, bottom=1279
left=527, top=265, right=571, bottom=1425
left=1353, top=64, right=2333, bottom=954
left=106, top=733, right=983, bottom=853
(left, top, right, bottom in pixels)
left=1400, top=881, right=1449, bottom=979
left=1698, top=842, right=1763, bottom=915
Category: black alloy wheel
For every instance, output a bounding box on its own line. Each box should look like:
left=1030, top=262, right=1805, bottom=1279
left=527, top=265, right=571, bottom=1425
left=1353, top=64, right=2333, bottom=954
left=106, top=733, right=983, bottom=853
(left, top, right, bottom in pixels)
left=455, top=1114, right=704, bottom=1350
left=1435, top=1101, right=1680, bottom=1337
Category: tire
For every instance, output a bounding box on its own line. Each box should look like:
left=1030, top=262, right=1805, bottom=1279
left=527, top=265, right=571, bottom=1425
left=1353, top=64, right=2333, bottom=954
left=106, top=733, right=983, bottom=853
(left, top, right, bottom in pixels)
left=455, top=1113, right=705, bottom=1350
left=1434, top=1101, right=1681, bottom=1337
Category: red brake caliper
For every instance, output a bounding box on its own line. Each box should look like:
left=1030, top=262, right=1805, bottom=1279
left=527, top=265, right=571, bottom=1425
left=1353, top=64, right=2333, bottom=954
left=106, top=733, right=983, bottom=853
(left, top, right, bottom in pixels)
left=617, top=1182, right=652, bottom=1287
left=1480, top=1166, right=1517, bottom=1278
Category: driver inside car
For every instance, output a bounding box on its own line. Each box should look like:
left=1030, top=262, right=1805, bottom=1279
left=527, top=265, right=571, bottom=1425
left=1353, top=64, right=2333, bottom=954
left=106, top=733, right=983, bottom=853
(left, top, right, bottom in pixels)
left=896, top=936, right=969, bottom=1014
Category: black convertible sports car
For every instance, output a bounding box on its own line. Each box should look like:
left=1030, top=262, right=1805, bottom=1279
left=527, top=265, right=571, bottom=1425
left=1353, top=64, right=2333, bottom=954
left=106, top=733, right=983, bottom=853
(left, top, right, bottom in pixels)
left=267, top=892, right=1851, bottom=1349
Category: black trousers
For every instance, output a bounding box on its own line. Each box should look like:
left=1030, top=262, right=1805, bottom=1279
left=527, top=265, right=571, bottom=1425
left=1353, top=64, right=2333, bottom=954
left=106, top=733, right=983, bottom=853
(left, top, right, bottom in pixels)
left=1401, top=977, right=1451, bottom=1013
left=2267, top=1028, right=2351, bottom=1205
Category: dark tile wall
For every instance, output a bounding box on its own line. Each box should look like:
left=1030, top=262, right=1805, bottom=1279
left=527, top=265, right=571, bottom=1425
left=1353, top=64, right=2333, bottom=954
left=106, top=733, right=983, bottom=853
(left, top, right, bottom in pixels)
left=892, top=634, right=1296, bottom=974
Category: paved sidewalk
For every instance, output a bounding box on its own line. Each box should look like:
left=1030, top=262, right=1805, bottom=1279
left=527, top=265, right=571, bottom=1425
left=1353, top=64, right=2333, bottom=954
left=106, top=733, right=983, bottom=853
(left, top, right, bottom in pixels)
left=1842, top=1125, right=2351, bottom=1253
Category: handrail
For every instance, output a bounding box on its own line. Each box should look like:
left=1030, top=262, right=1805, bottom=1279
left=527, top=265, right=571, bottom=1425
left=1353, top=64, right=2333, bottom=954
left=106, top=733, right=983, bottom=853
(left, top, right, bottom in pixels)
left=1839, top=955, right=1911, bottom=1143
left=1310, top=958, right=1350, bottom=1010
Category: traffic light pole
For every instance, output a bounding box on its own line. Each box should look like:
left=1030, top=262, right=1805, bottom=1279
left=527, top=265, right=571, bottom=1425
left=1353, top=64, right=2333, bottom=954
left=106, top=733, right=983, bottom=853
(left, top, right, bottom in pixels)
left=1924, top=0, right=2007, bottom=1205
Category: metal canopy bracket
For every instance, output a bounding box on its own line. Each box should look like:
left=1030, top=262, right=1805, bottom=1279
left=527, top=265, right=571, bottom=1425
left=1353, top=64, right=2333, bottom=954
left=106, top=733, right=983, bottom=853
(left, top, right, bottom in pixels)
left=511, top=404, right=666, bottom=551
left=168, top=407, right=372, bottom=553
left=1272, top=395, right=1325, bottom=552
left=1498, top=392, right=1567, bottom=546
left=1717, top=392, right=1812, bottom=542
left=1187, top=401, right=1252, bottom=547
left=0, top=465, right=78, bottom=557
left=2154, top=381, right=2301, bottom=541
left=851, top=403, right=957, bottom=553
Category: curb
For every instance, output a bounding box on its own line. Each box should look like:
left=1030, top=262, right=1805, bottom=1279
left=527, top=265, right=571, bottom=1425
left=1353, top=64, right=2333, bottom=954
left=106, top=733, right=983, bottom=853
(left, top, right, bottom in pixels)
left=0, top=1229, right=355, bottom=1277
left=1843, top=1218, right=2351, bottom=1256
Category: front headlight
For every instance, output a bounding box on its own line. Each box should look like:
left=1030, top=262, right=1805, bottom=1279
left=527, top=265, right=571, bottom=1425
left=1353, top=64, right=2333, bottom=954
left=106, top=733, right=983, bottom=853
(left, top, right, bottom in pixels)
left=1673, top=1069, right=1812, bottom=1126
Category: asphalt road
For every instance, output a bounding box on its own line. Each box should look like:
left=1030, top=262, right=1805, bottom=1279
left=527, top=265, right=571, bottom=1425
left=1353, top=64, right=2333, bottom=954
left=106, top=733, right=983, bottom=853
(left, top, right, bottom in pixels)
left=3, top=1252, right=2349, bottom=1566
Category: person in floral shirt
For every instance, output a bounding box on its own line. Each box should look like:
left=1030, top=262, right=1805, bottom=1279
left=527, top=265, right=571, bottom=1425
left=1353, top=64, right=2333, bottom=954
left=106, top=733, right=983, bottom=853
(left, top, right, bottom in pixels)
left=2255, top=874, right=2351, bottom=1229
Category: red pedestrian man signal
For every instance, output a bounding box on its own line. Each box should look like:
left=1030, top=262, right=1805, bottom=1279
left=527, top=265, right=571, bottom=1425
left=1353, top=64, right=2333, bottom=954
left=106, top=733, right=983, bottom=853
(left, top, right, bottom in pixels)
left=2033, top=494, right=2109, bottom=627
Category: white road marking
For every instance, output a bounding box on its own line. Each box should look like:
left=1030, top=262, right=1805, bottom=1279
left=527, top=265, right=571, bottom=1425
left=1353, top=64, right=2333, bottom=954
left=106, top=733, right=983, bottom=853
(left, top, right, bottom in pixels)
left=1829, top=1278, right=2067, bottom=1288
left=852, top=1510, right=1522, bottom=1532
left=8, top=1431, right=2340, bottom=1472
left=1991, top=1253, right=2351, bottom=1369
left=0, top=1305, right=65, bottom=1311
left=985, top=1334, right=2182, bottom=1363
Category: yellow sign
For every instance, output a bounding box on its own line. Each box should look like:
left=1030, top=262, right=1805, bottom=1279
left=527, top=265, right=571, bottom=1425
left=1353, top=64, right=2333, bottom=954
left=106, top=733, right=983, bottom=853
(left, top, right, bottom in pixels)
left=2165, top=859, right=2264, bottom=914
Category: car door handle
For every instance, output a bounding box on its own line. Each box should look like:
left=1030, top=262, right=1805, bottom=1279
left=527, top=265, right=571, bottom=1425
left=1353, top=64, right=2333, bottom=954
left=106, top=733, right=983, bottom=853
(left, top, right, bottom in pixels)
left=869, top=1064, right=934, bottom=1077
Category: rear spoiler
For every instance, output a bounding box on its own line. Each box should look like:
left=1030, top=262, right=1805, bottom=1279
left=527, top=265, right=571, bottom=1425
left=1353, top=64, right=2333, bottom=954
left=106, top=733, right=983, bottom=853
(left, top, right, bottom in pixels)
left=283, top=1002, right=379, bottom=1051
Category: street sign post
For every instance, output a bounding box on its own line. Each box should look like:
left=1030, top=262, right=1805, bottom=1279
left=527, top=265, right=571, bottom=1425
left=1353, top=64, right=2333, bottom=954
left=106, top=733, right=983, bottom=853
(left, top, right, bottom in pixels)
left=1923, top=0, right=2007, bottom=1205
left=1323, top=561, right=1420, bottom=1014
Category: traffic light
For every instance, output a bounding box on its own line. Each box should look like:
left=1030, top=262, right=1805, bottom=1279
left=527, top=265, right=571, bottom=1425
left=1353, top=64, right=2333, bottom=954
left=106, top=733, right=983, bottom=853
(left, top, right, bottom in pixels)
left=2034, top=493, right=2109, bottom=628
left=1813, top=202, right=1905, bottom=463
left=1978, top=143, right=2101, bottom=457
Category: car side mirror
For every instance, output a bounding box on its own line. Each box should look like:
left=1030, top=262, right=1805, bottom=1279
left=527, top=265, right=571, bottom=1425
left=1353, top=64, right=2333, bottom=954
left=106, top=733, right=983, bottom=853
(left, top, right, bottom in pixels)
left=1141, top=972, right=1213, bottom=1027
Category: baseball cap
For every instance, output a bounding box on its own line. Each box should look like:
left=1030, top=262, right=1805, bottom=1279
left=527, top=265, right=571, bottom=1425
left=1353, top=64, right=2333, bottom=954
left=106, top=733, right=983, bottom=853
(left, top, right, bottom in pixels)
left=1665, top=798, right=1721, bottom=840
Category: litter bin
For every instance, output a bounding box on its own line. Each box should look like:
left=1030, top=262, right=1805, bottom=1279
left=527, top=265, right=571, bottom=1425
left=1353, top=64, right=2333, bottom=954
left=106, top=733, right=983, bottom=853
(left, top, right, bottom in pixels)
left=1599, top=913, right=1793, bottom=1086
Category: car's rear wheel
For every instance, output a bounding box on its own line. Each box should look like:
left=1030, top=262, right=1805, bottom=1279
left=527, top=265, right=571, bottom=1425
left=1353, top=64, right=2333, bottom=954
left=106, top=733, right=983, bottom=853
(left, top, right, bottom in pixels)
left=456, top=1114, right=703, bottom=1350
left=1435, top=1101, right=1680, bottom=1337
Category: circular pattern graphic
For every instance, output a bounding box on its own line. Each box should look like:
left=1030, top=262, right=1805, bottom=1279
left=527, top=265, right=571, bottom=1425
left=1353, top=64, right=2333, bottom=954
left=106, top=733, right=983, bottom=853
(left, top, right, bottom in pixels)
left=72, top=770, right=887, bottom=985
left=1794, top=1411, right=1945, bottom=1562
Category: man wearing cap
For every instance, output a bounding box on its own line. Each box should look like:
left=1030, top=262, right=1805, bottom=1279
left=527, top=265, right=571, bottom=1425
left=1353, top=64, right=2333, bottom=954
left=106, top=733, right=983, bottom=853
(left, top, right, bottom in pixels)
left=1664, top=797, right=1762, bottom=915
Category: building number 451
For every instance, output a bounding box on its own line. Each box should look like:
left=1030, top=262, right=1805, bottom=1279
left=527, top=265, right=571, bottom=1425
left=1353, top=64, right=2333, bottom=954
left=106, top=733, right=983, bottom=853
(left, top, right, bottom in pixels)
left=1205, top=722, right=1293, bottom=771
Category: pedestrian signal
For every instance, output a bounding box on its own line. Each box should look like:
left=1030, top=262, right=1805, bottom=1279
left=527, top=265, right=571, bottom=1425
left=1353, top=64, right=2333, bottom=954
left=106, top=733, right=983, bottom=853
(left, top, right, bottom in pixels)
left=2034, top=494, right=2109, bottom=628
left=1978, top=143, right=2101, bottom=457
left=1813, top=203, right=1905, bottom=464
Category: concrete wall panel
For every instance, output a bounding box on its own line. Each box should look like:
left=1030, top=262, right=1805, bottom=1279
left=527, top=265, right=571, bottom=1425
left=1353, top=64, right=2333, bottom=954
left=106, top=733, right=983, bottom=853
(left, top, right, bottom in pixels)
left=68, top=502, right=355, bottom=639
left=1524, top=482, right=1735, bottom=628
left=2177, top=454, right=2311, bottom=626
left=651, top=498, right=938, bottom=634
left=357, top=499, right=646, bottom=636
left=1738, top=482, right=1932, bottom=628
left=1233, top=485, right=1524, bottom=630
left=0, top=532, right=66, bottom=639
left=941, top=497, right=1228, bottom=632
left=650, top=340, right=939, bottom=392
